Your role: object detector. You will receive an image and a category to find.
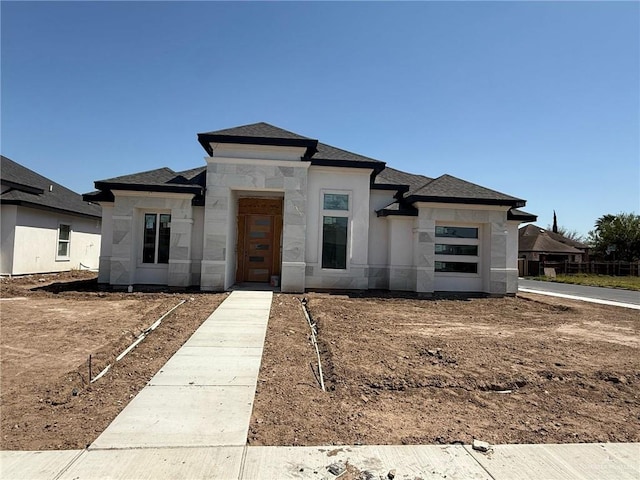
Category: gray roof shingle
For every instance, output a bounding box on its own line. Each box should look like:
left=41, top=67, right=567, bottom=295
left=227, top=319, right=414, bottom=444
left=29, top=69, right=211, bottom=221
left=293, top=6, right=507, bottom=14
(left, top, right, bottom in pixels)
left=197, top=122, right=385, bottom=171
left=1, top=155, right=101, bottom=218
left=407, top=174, right=525, bottom=207
left=519, top=224, right=586, bottom=254
left=199, top=122, right=312, bottom=140
left=375, top=166, right=432, bottom=191
left=519, top=224, right=588, bottom=252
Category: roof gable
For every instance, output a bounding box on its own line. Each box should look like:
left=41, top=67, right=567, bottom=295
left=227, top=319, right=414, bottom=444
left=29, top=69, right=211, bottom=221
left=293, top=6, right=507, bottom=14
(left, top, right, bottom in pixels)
left=1, top=155, right=101, bottom=218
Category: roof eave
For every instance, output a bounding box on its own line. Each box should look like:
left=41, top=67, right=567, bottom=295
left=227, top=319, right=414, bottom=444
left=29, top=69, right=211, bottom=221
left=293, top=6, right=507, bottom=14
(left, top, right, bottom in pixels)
left=94, top=182, right=204, bottom=195
left=508, top=211, right=538, bottom=222
left=407, top=195, right=526, bottom=208
left=0, top=179, right=44, bottom=195
left=371, top=183, right=410, bottom=194
left=0, top=199, right=101, bottom=220
left=376, top=206, right=419, bottom=217
left=311, top=158, right=385, bottom=174
left=197, top=133, right=319, bottom=158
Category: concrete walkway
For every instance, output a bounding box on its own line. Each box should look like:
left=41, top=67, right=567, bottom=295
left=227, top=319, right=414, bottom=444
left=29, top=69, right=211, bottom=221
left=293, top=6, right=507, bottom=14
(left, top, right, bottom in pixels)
left=1, top=289, right=639, bottom=480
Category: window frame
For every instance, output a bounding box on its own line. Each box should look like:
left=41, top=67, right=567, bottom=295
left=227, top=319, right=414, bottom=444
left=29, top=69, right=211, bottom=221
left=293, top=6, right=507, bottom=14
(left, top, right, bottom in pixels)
left=433, top=224, right=481, bottom=276
left=141, top=212, right=171, bottom=265
left=56, top=223, right=71, bottom=261
left=320, top=190, right=351, bottom=271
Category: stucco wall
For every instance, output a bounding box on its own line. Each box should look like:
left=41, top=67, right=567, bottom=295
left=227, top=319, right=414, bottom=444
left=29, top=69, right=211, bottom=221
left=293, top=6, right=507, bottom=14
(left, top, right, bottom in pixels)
left=8, top=205, right=101, bottom=275
left=304, top=166, right=372, bottom=290
left=387, top=216, right=416, bottom=291
left=1, top=205, right=17, bottom=275
left=97, top=204, right=113, bottom=283
left=367, top=190, right=395, bottom=289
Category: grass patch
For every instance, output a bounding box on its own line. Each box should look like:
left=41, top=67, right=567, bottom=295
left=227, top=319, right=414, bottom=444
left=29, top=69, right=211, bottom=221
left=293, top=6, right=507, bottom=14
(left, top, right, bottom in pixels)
left=530, top=274, right=640, bottom=291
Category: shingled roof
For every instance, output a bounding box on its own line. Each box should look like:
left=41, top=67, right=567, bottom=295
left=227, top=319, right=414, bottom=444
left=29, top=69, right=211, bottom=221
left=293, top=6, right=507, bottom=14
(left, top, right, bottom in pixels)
left=197, top=122, right=385, bottom=173
left=406, top=174, right=525, bottom=207
left=84, top=166, right=206, bottom=204
left=519, top=224, right=587, bottom=254
left=1, top=155, right=101, bottom=219
left=88, top=122, right=531, bottom=216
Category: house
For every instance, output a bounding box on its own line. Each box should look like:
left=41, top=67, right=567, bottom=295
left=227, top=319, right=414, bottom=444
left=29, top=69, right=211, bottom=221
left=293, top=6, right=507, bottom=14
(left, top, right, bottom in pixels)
left=518, top=224, right=589, bottom=263
left=84, top=122, right=536, bottom=295
left=1, top=156, right=102, bottom=275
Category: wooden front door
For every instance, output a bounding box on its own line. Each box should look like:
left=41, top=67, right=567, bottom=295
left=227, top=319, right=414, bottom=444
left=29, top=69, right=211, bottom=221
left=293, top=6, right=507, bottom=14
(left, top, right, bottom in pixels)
left=237, top=198, right=282, bottom=283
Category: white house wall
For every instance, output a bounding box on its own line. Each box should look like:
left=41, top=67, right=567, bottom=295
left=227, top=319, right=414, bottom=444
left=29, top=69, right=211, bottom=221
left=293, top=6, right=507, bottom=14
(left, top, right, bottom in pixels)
left=367, top=190, right=395, bottom=289
left=97, top=204, right=113, bottom=283
left=387, top=216, right=417, bottom=291
left=304, top=166, right=372, bottom=290
left=1, top=205, right=17, bottom=275
left=8, top=206, right=100, bottom=275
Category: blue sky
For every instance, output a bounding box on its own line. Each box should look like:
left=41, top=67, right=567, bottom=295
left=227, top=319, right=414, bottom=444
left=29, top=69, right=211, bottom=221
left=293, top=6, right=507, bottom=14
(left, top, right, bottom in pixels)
left=2, top=1, right=638, bottom=237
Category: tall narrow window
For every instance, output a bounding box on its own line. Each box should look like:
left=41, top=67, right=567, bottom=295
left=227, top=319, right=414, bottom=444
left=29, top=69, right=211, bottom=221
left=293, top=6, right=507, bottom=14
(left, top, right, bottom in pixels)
left=321, top=192, right=350, bottom=270
left=57, top=224, right=71, bottom=258
left=143, top=213, right=171, bottom=264
left=322, top=216, right=348, bottom=269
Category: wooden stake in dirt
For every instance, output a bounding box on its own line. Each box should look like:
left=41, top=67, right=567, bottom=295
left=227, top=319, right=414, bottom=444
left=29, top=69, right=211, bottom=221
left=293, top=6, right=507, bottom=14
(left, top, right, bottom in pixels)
left=90, top=299, right=187, bottom=384
left=299, top=297, right=326, bottom=392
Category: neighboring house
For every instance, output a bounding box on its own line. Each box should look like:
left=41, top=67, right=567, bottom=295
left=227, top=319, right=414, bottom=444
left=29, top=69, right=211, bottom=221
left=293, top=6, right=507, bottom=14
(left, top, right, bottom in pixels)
left=1, top=156, right=101, bottom=275
left=85, top=122, right=536, bottom=295
left=518, top=224, right=589, bottom=262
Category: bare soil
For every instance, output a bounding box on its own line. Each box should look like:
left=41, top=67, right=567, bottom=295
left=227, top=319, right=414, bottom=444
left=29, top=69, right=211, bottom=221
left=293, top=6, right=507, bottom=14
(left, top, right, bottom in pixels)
left=249, top=292, right=639, bottom=446
left=0, top=272, right=226, bottom=450
left=2, top=274, right=638, bottom=450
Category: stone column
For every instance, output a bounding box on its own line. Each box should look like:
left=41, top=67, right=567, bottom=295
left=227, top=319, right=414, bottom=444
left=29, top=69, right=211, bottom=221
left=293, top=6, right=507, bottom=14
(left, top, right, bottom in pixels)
left=168, top=199, right=194, bottom=287
left=200, top=178, right=230, bottom=291
left=109, top=197, right=135, bottom=286
left=488, top=219, right=509, bottom=295
left=280, top=167, right=307, bottom=293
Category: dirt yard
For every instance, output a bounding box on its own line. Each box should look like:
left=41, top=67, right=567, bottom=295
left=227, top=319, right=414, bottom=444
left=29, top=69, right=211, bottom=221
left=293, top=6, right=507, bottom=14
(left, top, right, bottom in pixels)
left=0, top=272, right=226, bottom=450
left=249, top=292, right=639, bottom=446
left=2, top=274, right=638, bottom=451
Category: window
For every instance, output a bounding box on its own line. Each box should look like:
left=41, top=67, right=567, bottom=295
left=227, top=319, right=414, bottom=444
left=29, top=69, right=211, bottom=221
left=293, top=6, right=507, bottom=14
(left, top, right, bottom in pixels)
left=435, top=226, right=478, bottom=239
left=322, top=216, right=348, bottom=269
left=434, top=225, right=480, bottom=275
left=435, top=261, right=478, bottom=274
left=321, top=192, right=350, bottom=269
left=323, top=193, right=349, bottom=211
left=435, top=244, right=478, bottom=256
left=143, top=213, right=171, bottom=264
left=57, top=224, right=71, bottom=258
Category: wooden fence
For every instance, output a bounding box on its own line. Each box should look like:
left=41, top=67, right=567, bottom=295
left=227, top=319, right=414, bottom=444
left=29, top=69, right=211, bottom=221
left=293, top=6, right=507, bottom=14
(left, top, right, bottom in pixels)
left=518, top=260, right=640, bottom=277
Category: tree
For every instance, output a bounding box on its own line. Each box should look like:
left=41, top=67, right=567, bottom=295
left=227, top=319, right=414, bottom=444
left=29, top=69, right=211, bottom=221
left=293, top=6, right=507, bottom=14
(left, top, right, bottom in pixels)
left=587, top=213, right=640, bottom=261
left=546, top=225, right=585, bottom=242
left=548, top=210, right=584, bottom=242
